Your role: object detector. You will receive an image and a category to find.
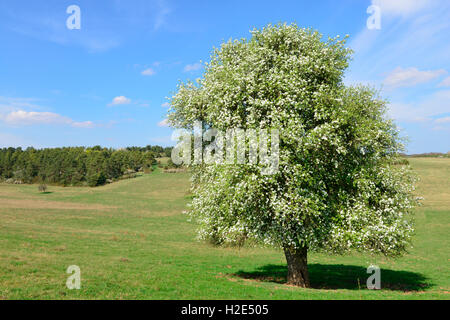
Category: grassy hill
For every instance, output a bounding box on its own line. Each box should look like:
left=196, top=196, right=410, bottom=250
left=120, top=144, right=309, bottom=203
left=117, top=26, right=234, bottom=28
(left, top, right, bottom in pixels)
left=0, top=159, right=448, bottom=299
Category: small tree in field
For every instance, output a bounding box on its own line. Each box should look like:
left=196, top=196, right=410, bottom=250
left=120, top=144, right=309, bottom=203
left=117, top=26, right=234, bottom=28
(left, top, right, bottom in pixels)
left=168, top=24, right=417, bottom=287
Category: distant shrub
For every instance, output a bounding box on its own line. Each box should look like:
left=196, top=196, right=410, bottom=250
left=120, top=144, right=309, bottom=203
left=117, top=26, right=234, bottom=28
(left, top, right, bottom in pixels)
left=166, top=158, right=181, bottom=169
left=88, top=172, right=107, bottom=187
left=391, top=158, right=410, bottom=165
left=38, top=184, right=48, bottom=193
left=121, top=169, right=137, bottom=180
left=143, top=165, right=152, bottom=174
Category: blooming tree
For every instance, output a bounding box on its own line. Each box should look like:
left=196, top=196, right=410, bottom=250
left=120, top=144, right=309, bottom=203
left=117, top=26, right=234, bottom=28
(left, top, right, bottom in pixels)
left=168, top=24, right=417, bottom=287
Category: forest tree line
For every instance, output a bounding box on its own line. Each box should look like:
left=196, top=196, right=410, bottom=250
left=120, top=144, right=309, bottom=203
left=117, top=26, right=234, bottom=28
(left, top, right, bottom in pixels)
left=0, top=145, right=173, bottom=187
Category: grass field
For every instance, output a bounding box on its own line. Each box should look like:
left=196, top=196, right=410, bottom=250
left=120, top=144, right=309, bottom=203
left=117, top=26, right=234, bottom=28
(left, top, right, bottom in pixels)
left=0, top=158, right=448, bottom=299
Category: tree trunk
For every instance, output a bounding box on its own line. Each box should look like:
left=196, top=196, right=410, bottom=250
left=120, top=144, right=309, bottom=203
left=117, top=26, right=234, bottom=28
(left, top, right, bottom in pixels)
left=284, top=245, right=310, bottom=288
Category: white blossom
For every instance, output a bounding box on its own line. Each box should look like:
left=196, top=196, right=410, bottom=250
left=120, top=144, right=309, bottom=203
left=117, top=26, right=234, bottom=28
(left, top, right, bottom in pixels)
left=168, top=23, right=418, bottom=256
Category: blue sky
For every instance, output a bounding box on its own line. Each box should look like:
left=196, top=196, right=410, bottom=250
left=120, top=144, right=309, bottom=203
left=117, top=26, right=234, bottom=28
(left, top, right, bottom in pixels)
left=0, top=0, right=449, bottom=153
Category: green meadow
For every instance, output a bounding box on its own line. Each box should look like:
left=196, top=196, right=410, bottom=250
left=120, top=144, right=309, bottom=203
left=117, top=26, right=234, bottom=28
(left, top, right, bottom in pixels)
left=0, top=158, right=448, bottom=299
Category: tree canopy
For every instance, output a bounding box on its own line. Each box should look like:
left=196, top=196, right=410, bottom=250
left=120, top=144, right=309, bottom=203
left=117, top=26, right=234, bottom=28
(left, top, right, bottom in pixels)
left=0, top=145, right=172, bottom=187
left=168, top=23, right=418, bottom=287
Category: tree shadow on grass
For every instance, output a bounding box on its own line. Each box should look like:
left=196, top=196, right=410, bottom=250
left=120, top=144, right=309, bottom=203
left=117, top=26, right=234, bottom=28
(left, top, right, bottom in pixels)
left=233, top=264, right=432, bottom=291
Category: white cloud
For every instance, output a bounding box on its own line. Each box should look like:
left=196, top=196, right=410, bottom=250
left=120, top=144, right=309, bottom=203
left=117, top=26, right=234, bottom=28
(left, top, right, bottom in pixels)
left=184, top=62, right=202, bottom=72
left=388, top=103, right=431, bottom=123
left=1, top=110, right=94, bottom=128
left=0, top=96, right=44, bottom=112
left=161, top=102, right=170, bottom=108
left=7, top=10, right=120, bottom=53
left=158, top=119, right=169, bottom=127
left=435, top=116, right=450, bottom=124
left=72, top=121, right=95, bottom=128
left=154, top=0, right=171, bottom=30
left=372, top=0, right=432, bottom=17
left=384, top=67, right=446, bottom=88
left=3, top=110, right=71, bottom=125
left=439, top=76, right=450, bottom=87
left=108, top=96, right=131, bottom=106
left=141, top=68, right=156, bottom=76
left=388, top=90, right=450, bottom=124
left=349, top=1, right=450, bottom=80
left=0, top=96, right=97, bottom=129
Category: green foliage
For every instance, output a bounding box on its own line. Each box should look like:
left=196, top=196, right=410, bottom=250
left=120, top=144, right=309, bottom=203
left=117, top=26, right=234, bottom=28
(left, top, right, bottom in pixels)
left=391, top=158, right=410, bottom=165
left=169, top=23, right=418, bottom=257
left=0, top=145, right=167, bottom=187
left=87, top=172, right=106, bottom=187
left=166, top=158, right=181, bottom=169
